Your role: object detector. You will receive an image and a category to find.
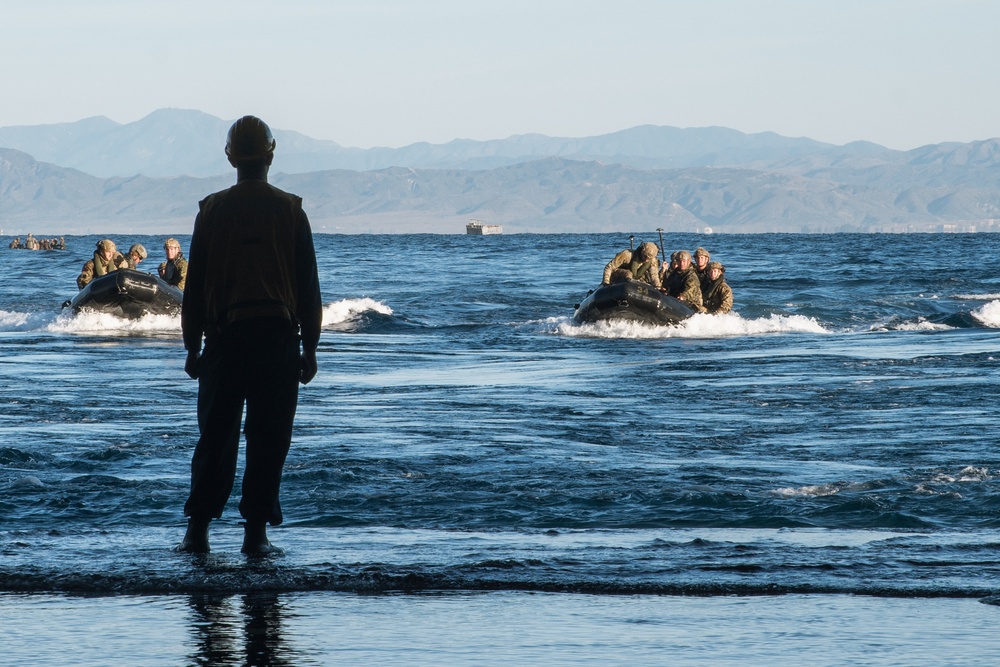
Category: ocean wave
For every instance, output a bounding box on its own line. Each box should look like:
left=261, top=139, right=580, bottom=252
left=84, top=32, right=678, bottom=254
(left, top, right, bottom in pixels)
left=971, top=300, right=1000, bottom=328
left=955, top=293, right=1000, bottom=300
left=5, top=299, right=397, bottom=334
left=2, top=526, right=997, bottom=598
left=48, top=310, right=180, bottom=335
left=322, top=298, right=393, bottom=326
left=882, top=320, right=955, bottom=332
left=0, top=309, right=55, bottom=332
left=929, top=466, right=992, bottom=483
left=0, top=309, right=181, bottom=335
left=548, top=312, right=829, bottom=339
left=770, top=483, right=846, bottom=498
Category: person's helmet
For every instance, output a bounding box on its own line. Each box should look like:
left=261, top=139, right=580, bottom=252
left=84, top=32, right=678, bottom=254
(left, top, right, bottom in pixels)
left=707, top=261, right=724, bottom=273
left=637, top=242, right=659, bottom=261
left=225, top=115, right=276, bottom=161
left=694, top=247, right=710, bottom=259
left=129, top=243, right=148, bottom=259
left=676, top=250, right=692, bottom=262
left=164, top=238, right=180, bottom=249
left=97, top=239, right=116, bottom=253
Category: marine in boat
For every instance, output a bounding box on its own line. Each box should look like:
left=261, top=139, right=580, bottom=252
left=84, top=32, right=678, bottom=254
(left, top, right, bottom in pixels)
left=574, top=237, right=699, bottom=326
left=62, top=268, right=183, bottom=319
left=574, top=279, right=695, bottom=326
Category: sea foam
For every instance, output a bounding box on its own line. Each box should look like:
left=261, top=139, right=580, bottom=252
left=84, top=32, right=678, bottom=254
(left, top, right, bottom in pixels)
left=323, top=297, right=393, bottom=325
left=971, top=300, right=1000, bottom=327
left=550, top=311, right=829, bottom=339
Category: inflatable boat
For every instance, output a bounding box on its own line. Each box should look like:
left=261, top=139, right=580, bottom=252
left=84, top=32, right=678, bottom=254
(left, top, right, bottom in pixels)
left=573, top=280, right=695, bottom=326
left=62, top=269, right=183, bottom=319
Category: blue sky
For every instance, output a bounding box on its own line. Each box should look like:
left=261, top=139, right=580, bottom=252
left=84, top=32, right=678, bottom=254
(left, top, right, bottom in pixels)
left=2, top=0, right=998, bottom=150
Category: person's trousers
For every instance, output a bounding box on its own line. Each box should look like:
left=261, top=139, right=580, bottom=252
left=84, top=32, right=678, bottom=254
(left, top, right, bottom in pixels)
left=184, top=318, right=301, bottom=526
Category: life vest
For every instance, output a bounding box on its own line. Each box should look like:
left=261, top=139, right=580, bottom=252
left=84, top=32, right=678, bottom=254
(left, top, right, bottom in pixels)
left=196, top=180, right=303, bottom=328
left=628, top=256, right=655, bottom=282
left=702, top=278, right=732, bottom=314
left=161, top=253, right=187, bottom=288
left=93, top=251, right=123, bottom=277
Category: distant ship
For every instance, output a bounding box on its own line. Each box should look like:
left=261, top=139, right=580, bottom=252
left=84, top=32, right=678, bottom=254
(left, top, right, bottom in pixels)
left=466, top=219, right=502, bottom=235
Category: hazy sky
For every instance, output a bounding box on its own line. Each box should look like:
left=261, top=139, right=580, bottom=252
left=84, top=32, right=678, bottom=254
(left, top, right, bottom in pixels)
left=3, top=0, right=998, bottom=150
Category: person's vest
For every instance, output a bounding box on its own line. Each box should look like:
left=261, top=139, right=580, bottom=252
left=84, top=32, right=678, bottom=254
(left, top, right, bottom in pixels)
left=628, top=257, right=655, bottom=282
left=666, top=268, right=692, bottom=297
left=93, top=251, right=120, bottom=277
left=703, top=278, right=730, bottom=313
left=162, top=254, right=186, bottom=286
left=197, top=181, right=303, bottom=328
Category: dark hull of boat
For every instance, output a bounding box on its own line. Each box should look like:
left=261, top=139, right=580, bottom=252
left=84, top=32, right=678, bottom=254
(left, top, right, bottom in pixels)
left=573, top=280, right=695, bottom=326
left=63, top=269, right=183, bottom=319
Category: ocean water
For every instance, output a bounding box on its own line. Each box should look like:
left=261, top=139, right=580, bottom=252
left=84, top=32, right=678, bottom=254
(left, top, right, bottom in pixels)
left=3, top=231, right=1000, bottom=665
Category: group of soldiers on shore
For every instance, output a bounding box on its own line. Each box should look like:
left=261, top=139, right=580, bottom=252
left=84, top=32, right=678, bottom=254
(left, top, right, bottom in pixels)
left=602, top=242, right=733, bottom=314
left=8, top=234, right=66, bottom=251
left=75, top=237, right=188, bottom=291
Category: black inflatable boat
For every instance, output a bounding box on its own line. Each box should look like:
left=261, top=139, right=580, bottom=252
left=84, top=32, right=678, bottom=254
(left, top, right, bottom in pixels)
left=62, top=269, right=183, bottom=319
left=573, top=280, right=695, bottom=326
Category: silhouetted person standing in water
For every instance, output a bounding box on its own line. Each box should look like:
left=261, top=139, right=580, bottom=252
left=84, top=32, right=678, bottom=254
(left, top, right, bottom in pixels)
left=176, top=115, right=322, bottom=555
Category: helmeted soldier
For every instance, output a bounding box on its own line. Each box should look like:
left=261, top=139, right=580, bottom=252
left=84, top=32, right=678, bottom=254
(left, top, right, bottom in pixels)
left=158, top=238, right=188, bottom=290
left=702, top=261, right=733, bottom=314
left=124, top=243, right=148, bottom=269
left=77, top=239, right=127, bottom=289
left=602, top=241, right=662, bottom=289
left=663, top=250, right=704, bottom=311
left=693, top=247, right=711, bottom=282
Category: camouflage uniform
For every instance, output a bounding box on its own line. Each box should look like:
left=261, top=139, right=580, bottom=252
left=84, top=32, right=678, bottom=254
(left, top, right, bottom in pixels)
left=78, top=240, right=127, bottom=289
left=602, top=242, right=662, bottom=289
left=76, top=260, right=95, bottom=290
left=664, top=251, right=704, bottom=312
left=701, top=261, right=733, bottom=314
left=159, top=239, right=189, bottom=291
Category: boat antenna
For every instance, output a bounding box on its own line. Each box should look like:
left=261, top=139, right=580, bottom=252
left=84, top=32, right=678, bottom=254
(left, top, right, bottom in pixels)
left=629, top=235, right=634, bottom=251
left=656, top=228, right=666, bottom=264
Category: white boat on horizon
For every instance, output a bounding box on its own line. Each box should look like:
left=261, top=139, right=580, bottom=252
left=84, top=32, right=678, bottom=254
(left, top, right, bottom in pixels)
left=466, top=219, right=502, bottom=235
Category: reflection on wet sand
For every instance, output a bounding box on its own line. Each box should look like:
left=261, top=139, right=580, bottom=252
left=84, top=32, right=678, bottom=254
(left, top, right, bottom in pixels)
left=186, top=593, right=302, bottom=666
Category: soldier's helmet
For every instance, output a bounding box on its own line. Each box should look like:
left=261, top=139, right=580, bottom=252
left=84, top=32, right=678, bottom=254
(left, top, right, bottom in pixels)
left=707, top=261, right=725, bottom=273
left=225, top=115, right=276, bottom=161
left=637, top=241, right=659, bottom=260
left=694, top=247, right=710, bottom=259
left=164, top=238, right=181, bottom=250
left=97, top=239, right=116, bottom=253
left=676, top=250, right=692, bottom=262
left=129, top=243, right=148, bottom=259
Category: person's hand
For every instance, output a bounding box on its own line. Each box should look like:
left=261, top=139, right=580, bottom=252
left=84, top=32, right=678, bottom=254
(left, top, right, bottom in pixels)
left=300, top=348, right=318, bottom=385
left=185, top=350, right=201, bottom=379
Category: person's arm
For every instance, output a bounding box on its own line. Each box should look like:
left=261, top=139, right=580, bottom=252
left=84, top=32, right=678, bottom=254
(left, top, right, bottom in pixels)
left=719, top=283, right=733, bottom=314
left=181, top=212, right=207, bottom=378
left=294, top=209, right=322, bottom=384
left=683, top=274, right=705, bottom=311
left=603, top=250, right=629, bottom=285
left=176, top=257, right=188, bottom=291
left=647, top=262, right=662, bottom=289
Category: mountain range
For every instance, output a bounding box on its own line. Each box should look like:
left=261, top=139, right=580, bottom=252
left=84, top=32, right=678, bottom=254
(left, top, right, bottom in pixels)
left=1, top=108, right=999, bottom=234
